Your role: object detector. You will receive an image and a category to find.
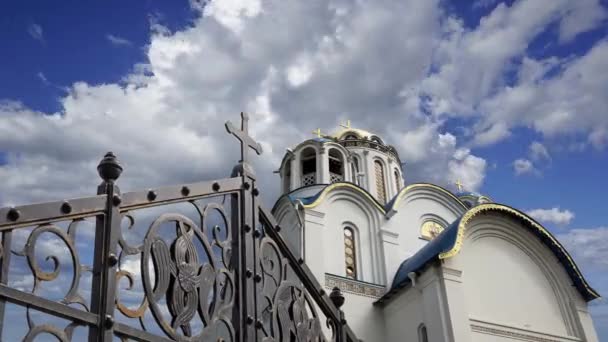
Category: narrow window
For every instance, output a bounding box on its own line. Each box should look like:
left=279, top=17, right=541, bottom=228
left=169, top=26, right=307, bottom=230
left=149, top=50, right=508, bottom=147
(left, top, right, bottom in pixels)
left=374, top=160, right=387, bottom=203
left=351, top=156, right=360, bottom=185
left=344, top=227, right=357, bottom=279
left=301, top=147, right=316, bottom=186
left=283, top=160, right=291, bottom=193
left=418, top=324, right=428, bottom=342
left=394, top=169, right=401, bottom=190
left=329, top=149, right=344, bottom=183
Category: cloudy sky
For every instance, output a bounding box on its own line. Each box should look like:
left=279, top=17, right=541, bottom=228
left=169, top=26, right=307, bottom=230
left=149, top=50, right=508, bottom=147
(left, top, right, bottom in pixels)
left=0, top=0, right=607, bottom=338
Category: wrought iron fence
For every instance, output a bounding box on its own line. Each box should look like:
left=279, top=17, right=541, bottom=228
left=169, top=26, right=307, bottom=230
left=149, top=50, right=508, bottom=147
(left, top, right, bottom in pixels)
left=0, top=113, right=359, bottom=342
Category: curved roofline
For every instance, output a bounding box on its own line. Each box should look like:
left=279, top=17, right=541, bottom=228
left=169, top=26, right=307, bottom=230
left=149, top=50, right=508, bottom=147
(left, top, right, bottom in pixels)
left=386, top=183, right=468, bottom=214
left=275, top=182, right=468, bottom=219
left=382, top=203, right=600, bottom=304
left=331, top=128, right=377, bottom=140
left=446, top=203, right=600, bottom=300
left=299, top=182, right=386, bottom=213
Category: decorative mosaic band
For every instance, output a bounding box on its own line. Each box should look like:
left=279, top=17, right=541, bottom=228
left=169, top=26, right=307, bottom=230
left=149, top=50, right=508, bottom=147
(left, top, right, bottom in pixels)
left=325, top=273, right=386, bottom=298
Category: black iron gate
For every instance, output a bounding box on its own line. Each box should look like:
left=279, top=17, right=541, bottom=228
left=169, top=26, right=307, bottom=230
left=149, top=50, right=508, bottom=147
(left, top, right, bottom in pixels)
left=0, top=114, right=359, bottom=341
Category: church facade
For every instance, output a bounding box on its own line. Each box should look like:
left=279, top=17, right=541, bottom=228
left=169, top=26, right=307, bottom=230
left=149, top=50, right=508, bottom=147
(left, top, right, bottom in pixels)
left=271, top=124, right=600, bottom=342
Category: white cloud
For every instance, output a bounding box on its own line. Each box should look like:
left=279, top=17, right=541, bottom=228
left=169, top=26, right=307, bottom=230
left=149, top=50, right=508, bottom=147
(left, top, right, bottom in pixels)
left=513, top=158, right=535, bottom=175
left=527, top=207, right=575, bottom=226
left=473, top=122, right=511, bottom=146
left=394, top=128, right=486, bottom=191
left=511, top=141, right=551, bottom=176
left=202, top=0, right=263, bottom=34
left=1, top=0, right=606, bottom=209
left=480, top=40, right=608, bottom=147
left=27, top=23, right=44, bottom=42
left=529, top=141, right=550, bottom=161
left=558, top=0, right=608, bottom=43
left=417, top=0, right=608, bottom=149
left=558, top=227, right=608, bottom=270
left=0, top=0, right=453, bottom=207
left=106, top=34, right=132, bottom=46
left=557, top=226, right=608, bottom=334
left=286, top=56, right=313, bottom=88
left=37, top=72, right=49, bottom=85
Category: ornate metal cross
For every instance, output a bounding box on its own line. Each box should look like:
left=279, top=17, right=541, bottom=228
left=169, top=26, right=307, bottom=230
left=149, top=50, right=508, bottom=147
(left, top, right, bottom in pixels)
left=225, top=112, right=263, bottom=164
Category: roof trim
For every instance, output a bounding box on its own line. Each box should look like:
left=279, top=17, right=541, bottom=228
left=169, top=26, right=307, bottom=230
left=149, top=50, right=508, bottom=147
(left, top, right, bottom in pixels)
left=289, top=182, right=469, bottom=219
left=380, top=203, right=600, bottom=304
left=442, top=203, right=600, bottom=300
left=386, top=183, right=468, bottom=213
left=300, top=182, right=386, bottom=213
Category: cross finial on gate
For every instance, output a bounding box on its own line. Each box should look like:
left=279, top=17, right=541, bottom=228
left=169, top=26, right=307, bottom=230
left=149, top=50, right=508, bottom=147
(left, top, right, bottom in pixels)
left=225, top=112, right=263, bottom=165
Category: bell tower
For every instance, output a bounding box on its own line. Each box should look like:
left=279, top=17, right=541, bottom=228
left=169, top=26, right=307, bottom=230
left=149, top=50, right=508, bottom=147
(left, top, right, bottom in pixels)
left=278, top=121, right=403, bottom=204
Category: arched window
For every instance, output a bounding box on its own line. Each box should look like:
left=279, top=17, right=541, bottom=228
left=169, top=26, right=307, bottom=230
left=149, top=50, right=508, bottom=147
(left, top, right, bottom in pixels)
left=329, top=149, right=344, bottom=183
left=283, top=160, right=291, bottom=193
left=344, top=134, right=358, bottom=140
left=370, top=136, right=384, bottom=145
left=374, top=160, right=387, bottom=203
left=343, top=227, right=357, bottom=279
left=418, top=324, right=428, bottom=342
left=394, top=169, right=401, bottom=190
left=301, top=147, right=316, bottom=186
left=351, top=156, right=360, bottom=185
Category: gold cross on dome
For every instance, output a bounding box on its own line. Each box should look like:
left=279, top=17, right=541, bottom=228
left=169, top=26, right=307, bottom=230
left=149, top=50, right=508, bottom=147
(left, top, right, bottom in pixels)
left=455, top=179, right=464, bottom=192
left=312, top=128, right=324, bottom=138
left=340, top=120, right=351, bottom=129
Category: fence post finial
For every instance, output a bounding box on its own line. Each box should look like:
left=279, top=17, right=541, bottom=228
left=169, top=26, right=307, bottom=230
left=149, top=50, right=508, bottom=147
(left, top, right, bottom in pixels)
left=97, top=152, right=123, bottom=183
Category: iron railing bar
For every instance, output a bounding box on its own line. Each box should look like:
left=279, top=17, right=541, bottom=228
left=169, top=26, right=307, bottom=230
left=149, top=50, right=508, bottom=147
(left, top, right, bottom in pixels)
left=0, top=195, right=107, bottom=229
left=0, top=284, right=98, bottom=325
left=0, top=212, right=106, bottom=232
left=119, top=190, right=239, bottom=212
left=113, top=323, right=175, bottom=342
left=119, top=177, right=243, bottom=211
left=0, top=231, right=12, bottom=337
left=258, top=206, right=341, bottom=321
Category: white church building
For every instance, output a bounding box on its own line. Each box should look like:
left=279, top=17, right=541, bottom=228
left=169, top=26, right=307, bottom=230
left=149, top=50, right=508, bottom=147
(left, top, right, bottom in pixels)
left=271, top=123, right=601, bottom=342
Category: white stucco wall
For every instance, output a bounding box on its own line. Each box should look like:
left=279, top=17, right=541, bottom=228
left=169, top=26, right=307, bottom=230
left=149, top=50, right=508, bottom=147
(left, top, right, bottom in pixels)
left=382, top=186, right=466, bottom=284
left=384, top=287, right=424, bottom=342
left=341, top=292, right=386, bottom=341
left=443, top=215, right=600, bottom=342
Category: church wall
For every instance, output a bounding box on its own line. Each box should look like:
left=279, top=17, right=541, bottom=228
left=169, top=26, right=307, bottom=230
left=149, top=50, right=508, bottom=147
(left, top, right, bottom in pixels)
left=450, top=216, right=596, bottom=341
left=300, top=189, right=389, bottom=340
left=574, top=303, right=600, bottom=342
left=341, top=293, right=386, bottom=341
left=382, top=188, right=464, bottom=284
left=383, top=265, right=455, bottom=342
left=383, top=287, right=424, bottom=342
left=313, top=195, right=381, bottom=283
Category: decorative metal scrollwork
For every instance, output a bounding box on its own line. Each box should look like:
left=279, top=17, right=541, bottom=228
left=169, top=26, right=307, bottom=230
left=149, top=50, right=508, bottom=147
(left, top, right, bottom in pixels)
left=22, top=307, right=82, bottom=342
left=123, top=204, right=236, bottom=341
left=257, top=236, right=331, bottom=342
left=14, top=220, right=89, bottom=308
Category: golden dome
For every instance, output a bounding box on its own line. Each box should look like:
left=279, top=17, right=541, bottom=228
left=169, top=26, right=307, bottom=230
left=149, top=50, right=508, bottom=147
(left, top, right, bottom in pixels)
left=331, top=127, right=383, bottom=143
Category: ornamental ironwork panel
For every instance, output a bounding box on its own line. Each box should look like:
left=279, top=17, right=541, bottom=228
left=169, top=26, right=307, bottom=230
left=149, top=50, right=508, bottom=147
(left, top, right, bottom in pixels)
left=0, top=113, right=359, bottom=342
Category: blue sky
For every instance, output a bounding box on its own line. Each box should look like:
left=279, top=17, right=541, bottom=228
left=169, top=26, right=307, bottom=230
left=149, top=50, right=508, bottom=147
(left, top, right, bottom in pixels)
left=0, top=0, right=607, bottom=339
